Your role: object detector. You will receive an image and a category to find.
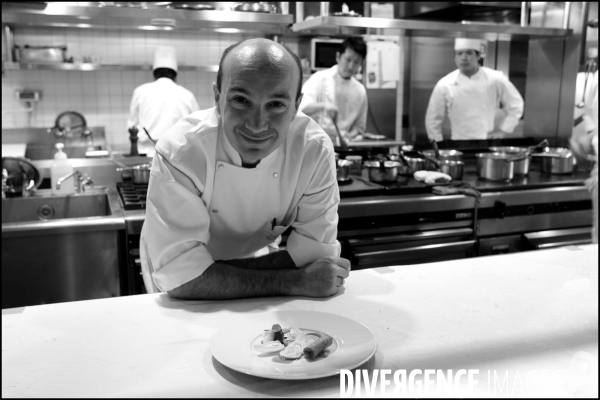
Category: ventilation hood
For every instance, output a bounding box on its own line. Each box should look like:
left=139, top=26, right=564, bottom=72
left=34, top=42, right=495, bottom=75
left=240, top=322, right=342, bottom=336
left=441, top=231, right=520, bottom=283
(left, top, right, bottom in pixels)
left=405, top=2, right=523, bottom=24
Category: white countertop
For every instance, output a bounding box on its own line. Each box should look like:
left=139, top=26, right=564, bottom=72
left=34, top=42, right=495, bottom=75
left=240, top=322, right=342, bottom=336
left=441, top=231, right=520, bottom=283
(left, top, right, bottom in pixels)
left=2, top=245, right=598, bottom=398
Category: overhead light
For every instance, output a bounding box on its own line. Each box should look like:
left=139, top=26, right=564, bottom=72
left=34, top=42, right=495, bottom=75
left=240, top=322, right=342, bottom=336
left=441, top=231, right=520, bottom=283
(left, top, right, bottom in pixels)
left=76, top=23, right=92, bottom=28
left=139, top=25, right=173, bottom=31
left=214, top=28, right=241, bottom=34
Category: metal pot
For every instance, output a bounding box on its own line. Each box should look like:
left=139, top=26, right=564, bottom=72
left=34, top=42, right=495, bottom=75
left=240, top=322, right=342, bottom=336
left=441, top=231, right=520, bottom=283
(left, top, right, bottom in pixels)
left=476, top=152, right=515, bottom=181
left=337, top=159, right=352, bottom=181
left=536, top=148, right=577, bottom=174
left=396, top=153, right=413, bottom=176
left=489, top=146, right=530, bottom=176
left=363, top=160, right=401, bottom=183
left=117, top=163, right=151, bottom=184
left=401, top=153, right=426, bottom=175
left=422, top=149, right=463, bottom=171
left=439, top=160, right=464, bottom=180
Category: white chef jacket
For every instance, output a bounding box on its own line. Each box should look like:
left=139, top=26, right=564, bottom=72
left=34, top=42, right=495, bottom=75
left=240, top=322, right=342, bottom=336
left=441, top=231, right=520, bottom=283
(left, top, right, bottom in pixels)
left=299, top=65, right=368, bottom=145
left=425, top=66, right=524, bottom=141
left=140, top=107, right=341, bottom=292
left=127, top=77, right=199, bottom=157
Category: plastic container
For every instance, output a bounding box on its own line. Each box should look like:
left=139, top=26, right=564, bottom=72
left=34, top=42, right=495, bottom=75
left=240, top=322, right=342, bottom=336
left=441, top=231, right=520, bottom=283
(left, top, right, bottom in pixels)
left=51, top=143, right=75, bottom=195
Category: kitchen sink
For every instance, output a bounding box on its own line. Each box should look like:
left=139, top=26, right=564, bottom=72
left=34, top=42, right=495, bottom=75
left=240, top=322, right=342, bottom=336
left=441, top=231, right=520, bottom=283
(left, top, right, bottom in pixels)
left=2, top=186, right=127, bottom=309
left=2, top=190, right=111, bottom=223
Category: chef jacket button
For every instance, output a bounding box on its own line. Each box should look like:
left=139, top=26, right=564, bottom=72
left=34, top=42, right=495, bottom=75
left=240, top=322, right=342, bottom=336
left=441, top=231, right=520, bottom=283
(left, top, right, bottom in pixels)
left=212, top=209, right=218, bottom=213
left=273, top=172, right=278, bottom=178
left=218, top=164, right=224, bottom=169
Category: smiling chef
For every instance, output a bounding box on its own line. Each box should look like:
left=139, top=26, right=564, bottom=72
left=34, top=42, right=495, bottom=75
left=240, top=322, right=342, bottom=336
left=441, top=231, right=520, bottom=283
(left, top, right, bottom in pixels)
left=139, top=38, right=351, bottom=300
left=425, top=38, right=524, bottom=141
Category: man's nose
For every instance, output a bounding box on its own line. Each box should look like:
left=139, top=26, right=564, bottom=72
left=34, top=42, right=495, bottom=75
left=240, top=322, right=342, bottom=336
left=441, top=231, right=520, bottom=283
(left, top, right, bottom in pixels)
left=245, top=108, right=269, bottom=133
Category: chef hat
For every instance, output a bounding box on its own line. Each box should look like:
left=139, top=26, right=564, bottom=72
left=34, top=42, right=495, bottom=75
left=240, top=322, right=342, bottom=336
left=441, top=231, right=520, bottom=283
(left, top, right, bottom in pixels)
left=153, top=46, right=178, bottom=71
left=454, top=38, right=487, bottom=58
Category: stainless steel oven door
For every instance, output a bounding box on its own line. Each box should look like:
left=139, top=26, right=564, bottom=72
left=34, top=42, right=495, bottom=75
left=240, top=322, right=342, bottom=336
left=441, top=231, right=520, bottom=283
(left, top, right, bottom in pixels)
left=343, top=228, right=476, bottom=269
left=523, top=227, right=592, bottom=250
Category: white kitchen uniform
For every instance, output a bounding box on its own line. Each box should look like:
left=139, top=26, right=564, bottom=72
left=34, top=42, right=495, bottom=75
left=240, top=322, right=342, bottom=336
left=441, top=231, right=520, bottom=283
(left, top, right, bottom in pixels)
left=583, top=71, right=598, bottom=244
left=127, top=77, right=199, bottom=157
left=425, top=66, right=524, bottom=141
left=140, top=107, right=341, bottom=292
left=300, top=65, right=367, bottom=145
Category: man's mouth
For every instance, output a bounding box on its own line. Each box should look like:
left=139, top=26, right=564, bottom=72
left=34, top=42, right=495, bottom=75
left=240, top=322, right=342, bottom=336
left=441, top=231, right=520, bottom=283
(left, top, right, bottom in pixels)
left=239, top=131, right=272, bottom=144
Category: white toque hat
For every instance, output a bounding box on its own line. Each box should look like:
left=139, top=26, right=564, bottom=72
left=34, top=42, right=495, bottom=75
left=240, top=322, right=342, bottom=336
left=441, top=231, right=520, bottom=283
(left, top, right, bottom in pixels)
left=454, top=38, right=487, bottom=58
left=153, top=46, right=178, bottom=71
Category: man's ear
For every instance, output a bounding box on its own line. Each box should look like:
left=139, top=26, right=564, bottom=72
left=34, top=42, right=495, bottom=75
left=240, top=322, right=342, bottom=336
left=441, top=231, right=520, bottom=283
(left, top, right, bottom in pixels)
left=212, top=82, right=221, bottom=115
left=335, top=51, right=341, bottom=64
left=293, top=93, right=304, bottom=119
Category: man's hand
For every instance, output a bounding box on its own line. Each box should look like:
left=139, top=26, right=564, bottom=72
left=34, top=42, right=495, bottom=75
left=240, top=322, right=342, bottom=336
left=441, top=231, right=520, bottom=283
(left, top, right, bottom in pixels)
left=489, top=131, right=508, bottom=139
left=323, top=103, right=339, bottom=120
left=290, top=257, right=351, bottom=297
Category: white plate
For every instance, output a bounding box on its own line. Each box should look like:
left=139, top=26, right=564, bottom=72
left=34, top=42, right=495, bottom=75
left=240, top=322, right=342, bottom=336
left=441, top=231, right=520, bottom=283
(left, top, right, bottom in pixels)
left=210, top=310, right=377, bottom=380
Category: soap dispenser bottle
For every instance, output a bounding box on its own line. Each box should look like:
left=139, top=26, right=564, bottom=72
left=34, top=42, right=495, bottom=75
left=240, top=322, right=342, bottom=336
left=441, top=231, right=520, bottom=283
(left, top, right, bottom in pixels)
left=51, top=143, right=74, bottom=195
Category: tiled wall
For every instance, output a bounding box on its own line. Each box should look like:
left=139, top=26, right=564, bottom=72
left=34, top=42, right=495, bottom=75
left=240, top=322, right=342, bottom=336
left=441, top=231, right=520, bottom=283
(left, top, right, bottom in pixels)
left=2, top=26, right=299, bottom=150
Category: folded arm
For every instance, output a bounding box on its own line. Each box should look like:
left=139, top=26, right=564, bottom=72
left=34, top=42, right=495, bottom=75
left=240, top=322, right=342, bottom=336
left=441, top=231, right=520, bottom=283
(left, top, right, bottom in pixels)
left=167, top=254, right=350, bottom=300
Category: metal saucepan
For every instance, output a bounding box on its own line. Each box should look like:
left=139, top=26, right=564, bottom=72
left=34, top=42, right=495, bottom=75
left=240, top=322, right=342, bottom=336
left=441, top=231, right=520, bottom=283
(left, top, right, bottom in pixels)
left=489, top=146, right=530, bottom=176
left=363, top=160, right=401, bottom=183
left=439, top=160, right=465, bottom=181
left=534, top=147, right=577, bottom=174
left=337, top=159, right=352, bottom=181
left=476, top=152, right=515, bottom=181
left=117, top=163, right=151, bottom=183
left=400, top=152, right=426, bottom=175
left=490, top=139, right=548, bottom=176
left=422, top=149, right=464, bottom=171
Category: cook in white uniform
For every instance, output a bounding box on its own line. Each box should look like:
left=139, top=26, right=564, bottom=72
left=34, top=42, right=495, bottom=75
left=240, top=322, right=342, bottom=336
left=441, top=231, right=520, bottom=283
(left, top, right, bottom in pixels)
left=570, top=42, right=598, bottom=244
left=127, top=46, right=199, bottom=157
left=425, top=38, right=524, bottom=141
left=140, top=38, right=351, bottom=299
left=299, top=37, right=368, bottom=146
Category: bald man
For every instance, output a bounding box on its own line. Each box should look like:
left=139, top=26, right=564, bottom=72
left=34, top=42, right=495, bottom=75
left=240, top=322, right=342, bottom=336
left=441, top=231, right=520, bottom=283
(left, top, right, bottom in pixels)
left=140, top=39, right=350, bottom=300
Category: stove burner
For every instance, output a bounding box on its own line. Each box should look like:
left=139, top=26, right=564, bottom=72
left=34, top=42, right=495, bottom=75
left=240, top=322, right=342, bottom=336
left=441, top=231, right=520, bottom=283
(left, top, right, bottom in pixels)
left=117, top=182, right=148, bottom=210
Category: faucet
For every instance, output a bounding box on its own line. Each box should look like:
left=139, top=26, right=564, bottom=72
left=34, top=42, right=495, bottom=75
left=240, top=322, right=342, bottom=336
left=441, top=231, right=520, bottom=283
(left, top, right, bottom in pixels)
left=56, top=170, right=82, bottom=193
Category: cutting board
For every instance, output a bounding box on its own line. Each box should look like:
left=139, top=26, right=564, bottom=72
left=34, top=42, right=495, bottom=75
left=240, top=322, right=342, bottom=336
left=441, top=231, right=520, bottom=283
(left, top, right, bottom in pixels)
left=2, top=144, right=27, bottom=158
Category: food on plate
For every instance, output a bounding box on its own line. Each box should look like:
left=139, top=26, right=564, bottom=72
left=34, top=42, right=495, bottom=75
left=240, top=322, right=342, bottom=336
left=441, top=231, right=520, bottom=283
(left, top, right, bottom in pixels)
left=279, top=334, right=320, bottom=360
left=253, top=341, right=285, bottom=354
left=256, top=323, right=333, bottom=361
left=272, top=324, right=285, bottom=344
left=304, top=333, right=333, bottom=359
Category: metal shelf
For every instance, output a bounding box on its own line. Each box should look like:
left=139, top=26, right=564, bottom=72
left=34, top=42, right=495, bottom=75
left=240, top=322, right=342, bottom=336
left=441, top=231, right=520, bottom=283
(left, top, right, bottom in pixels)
left=2, top=62, right=219, bottom=72
left=1, top=4, right=294, bottom=33
left=291, top=16, right=572, bottom=40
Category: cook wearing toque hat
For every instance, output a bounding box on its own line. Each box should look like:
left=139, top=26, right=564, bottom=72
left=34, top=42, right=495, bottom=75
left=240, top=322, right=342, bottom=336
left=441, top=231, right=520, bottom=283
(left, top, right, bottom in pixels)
left=425, top=38, right=524, bottom=141
left=127, top=45, right=199, bottom=158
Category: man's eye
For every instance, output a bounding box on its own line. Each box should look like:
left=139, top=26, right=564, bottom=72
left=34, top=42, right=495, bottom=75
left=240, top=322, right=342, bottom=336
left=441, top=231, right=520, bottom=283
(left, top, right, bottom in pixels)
left=231, top=96, right=249, bottom=104
left=268, top=102, right=287, bottom=109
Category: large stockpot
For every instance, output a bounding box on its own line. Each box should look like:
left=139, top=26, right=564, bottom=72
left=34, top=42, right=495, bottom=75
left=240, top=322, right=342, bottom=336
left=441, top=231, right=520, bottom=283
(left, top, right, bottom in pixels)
left=476, top=152, right=515, bottom=181
left=363, top=160, right=401, bottom=183
left=536, top=148, right=577, bottom=174
left=489, top=146, right=530, bottom=176
left=422, top=149, right=463, bottom=171
left=117, top=163, right=151, bottom=183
